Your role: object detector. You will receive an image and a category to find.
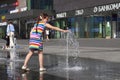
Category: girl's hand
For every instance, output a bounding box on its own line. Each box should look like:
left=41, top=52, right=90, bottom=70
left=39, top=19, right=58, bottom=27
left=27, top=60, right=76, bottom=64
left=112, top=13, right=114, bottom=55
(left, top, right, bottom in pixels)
left=63, top=30, right=70, bottom=33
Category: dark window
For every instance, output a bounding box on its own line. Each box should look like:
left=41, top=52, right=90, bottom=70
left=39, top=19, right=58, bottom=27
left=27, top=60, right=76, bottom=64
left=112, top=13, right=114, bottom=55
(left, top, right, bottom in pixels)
left=30, top=0, right=53, bottom=10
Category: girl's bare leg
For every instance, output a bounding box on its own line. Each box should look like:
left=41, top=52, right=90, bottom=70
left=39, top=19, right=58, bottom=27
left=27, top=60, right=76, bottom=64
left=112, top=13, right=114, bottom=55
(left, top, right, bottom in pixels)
left=38, top=50, right=44, bottom=68
left=23, top=50, right=34, bottom=67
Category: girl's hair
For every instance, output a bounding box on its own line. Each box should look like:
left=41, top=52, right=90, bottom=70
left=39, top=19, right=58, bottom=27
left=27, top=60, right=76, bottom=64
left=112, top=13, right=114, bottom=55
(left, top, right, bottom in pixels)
left=39, top=13, right=49, bottom=19
left=35, top=13, right=49, bottom=33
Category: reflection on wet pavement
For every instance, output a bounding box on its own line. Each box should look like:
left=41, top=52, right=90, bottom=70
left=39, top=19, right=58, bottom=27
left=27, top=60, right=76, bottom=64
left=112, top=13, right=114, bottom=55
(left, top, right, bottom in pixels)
left=1, top=51, right=120, bottom=80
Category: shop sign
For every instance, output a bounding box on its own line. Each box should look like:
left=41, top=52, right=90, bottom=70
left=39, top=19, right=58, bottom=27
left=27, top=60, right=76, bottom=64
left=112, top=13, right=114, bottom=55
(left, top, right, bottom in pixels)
left=20, top=7, right=27, bottom=12
left=0, top=22, right=7, bottom=26
left=10, top=9, right=19, bottom=14
left=93, top=3, right=120, bottom=13
left=75, top=9, right=84, bottom=15
left=0, top=2, right=19, bottom=8
left=10, top=7, right=27, bottom=14
left=56, top=12, right=67, bottom=18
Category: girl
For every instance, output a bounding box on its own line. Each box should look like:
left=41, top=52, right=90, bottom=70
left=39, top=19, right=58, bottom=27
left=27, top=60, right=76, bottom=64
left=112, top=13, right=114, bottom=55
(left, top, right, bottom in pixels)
left=22, top=13, right=69, bottom=71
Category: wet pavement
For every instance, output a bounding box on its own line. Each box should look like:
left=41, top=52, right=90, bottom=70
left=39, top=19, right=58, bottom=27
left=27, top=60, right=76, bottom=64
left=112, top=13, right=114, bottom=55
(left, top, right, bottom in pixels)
left=1, top=50, right=120, bottom=80
left=0, top=38, right=120, bottom=80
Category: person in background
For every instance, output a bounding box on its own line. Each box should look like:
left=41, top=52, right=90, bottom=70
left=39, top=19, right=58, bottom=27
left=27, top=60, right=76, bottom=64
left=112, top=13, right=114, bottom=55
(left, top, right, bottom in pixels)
left=6, top=21, right=15, bottom=48
left=6, top=35, right=10, bottom=48
left=22, top=13, right=69, bottom=72
left=45, top=28, right=49, bottom=40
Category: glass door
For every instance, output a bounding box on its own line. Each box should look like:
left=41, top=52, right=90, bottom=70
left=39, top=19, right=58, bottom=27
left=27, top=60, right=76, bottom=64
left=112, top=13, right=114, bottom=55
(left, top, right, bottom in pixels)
left=92, top=16, right=112, bottom=38
left=105, top=21, right=111, bottom=38
left=104, top=16, right=112, bottom=39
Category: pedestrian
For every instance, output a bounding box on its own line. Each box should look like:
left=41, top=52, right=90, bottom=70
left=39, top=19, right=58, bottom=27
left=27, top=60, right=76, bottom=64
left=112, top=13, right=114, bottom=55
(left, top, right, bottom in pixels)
left=45, top=28, right=49, bottom=40
left=6, top=21, right=15, bottom=48
left=22, top=13, right=69, bottom=71
left=2, top=34, right=9, bottom=50
left=6, top=35, right=10, bottom=48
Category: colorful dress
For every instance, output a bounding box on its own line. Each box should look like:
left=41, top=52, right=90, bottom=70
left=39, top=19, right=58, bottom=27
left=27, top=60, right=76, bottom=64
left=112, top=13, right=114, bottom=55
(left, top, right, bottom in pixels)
left=29, top=22, right=46, bottom=50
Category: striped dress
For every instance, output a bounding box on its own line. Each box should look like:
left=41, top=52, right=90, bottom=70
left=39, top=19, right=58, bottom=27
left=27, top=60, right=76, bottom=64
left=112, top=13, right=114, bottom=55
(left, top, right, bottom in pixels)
left=29, top=22, right=46, bottom=50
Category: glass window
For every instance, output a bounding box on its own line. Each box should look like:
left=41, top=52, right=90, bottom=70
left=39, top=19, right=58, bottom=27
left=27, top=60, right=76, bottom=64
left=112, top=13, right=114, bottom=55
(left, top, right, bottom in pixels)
left=93, top=16, right=104, bottom=38
left=30, top=0, right=53, bottom=10
left=77, top=16, right=85, bottom=38
left=117, top=13, right=120, bottom=38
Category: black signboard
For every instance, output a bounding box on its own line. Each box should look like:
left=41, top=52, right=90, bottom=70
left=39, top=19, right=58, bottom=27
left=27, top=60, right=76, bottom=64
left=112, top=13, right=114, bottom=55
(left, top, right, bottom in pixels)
left=56, top=2, right=120, bottom=19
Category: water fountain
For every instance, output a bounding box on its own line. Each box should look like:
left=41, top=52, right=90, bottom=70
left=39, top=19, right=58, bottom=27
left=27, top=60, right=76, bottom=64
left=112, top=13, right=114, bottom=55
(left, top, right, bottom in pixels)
left=47, top=32, right=84, bottom=80
left=1, top=32, right=120, bottom=80
left=65, top=31, right=82, bottom=70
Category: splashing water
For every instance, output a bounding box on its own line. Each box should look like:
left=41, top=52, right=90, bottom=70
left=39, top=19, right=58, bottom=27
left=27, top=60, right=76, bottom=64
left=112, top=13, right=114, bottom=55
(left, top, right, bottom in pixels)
left=65, top=31, right=81, bottom=70
left=64, top=66, right=83, bottom=71
left=9, top=46, right=23, bottom=62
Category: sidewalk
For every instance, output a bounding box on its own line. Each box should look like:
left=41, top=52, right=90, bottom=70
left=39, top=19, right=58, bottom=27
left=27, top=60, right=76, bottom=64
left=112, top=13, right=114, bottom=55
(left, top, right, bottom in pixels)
left=0, top=38, right=120, bottom=62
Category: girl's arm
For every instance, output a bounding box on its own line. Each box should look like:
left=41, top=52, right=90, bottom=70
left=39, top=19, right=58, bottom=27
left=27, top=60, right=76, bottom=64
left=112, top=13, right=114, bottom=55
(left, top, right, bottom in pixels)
left=45, top=23, right=69, bottom=32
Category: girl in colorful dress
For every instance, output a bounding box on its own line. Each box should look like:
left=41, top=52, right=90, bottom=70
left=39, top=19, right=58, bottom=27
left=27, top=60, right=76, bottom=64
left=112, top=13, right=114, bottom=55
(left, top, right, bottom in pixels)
left=22, top=13, right=69, bottom=71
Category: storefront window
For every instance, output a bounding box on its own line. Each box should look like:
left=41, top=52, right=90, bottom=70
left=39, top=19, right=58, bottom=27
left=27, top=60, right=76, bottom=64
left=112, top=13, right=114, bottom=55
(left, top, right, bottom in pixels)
left=117, top=13, right=120, bottom=38
left=105, top=16, right=112, bottom=38
left=87, top=16, right=112, bottom=38
left=84, top=16, right=90, bottom=38
left=76, top=16, right=84, bottom=38
left=93, top=16, right=104, bottom=38
left=105, top=21, right=111, bottom=38
left=54, top=20, right=61, bottom=38
left=68, top=18, right=75, bottom=33
left=54, top=15, right=114, bottom=39
left=116, top=21, right=120, bottom=38
left=78, top=16, right=94, bottom=38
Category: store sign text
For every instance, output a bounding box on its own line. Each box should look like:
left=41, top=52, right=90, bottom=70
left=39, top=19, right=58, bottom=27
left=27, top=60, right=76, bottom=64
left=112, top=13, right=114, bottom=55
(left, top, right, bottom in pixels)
left=94, top=3, right=120, bottom=13
left=10, top=7, right=27, bottom=14
left=0, top=22, right=7, bottom=26
left=75, top=9, right=84, bottom=15
left=10, top=9, right=19, bottom=14
left=56, top=12, right=67, bottom=18
left=20, top=7, right=27, bottom=12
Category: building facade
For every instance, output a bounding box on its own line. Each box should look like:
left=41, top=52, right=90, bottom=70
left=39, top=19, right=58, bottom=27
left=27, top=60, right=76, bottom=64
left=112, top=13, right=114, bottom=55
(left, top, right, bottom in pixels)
left=0, top=0, right=120, bottom=39
left=0, top=0, right=54, bottom=39
left=0, top=0, right=18, bottom=38
left=54, top=0, right=120, bottom=38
